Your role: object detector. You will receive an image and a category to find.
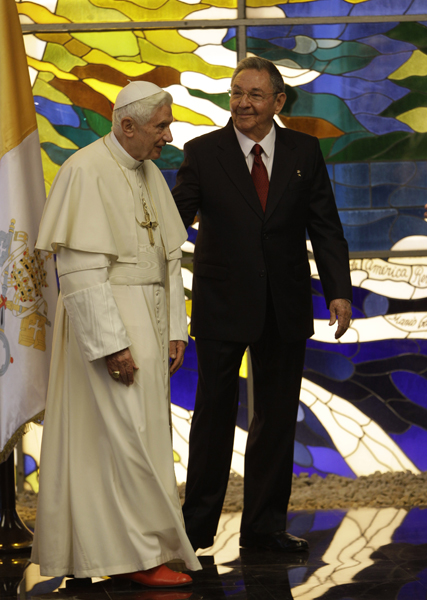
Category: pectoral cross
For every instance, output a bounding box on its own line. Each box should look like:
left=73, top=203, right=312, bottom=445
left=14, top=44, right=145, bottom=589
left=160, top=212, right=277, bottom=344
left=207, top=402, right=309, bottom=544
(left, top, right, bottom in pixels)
left=136, top=197, right=158, bottom=246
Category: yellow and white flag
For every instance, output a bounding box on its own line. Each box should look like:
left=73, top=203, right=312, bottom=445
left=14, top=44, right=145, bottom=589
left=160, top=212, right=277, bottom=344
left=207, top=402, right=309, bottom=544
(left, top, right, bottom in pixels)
left=0, top=0, right=56, bottom=461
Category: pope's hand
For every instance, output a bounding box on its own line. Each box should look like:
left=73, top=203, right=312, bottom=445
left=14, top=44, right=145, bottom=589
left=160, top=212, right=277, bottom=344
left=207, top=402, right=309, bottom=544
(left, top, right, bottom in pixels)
left=329, top=299, right=352, bottom=339
left=106, top=348, right=139, bottom=386
left=170, top=340, right=186, bottom=375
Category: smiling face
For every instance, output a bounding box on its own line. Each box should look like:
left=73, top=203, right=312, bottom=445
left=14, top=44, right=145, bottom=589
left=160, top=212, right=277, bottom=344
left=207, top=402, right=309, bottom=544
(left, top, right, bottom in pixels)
left=120, top=103, right=173, bottom=161
left=230, top=69, right=286, bottom=142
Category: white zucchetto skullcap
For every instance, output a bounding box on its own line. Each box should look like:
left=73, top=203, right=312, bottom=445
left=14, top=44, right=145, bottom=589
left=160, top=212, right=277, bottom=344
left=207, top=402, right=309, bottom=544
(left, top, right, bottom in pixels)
left=114, top=81, right=163, bottom=110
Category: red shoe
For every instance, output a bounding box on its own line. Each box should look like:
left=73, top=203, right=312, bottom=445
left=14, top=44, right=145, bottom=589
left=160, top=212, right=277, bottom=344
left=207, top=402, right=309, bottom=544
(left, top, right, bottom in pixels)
left=112, top=564, right=192, bottom=587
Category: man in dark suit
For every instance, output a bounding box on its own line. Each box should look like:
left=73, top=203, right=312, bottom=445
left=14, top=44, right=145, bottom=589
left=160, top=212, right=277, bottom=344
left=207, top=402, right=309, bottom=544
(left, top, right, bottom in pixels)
left=173, top=57, right=352, bottom=553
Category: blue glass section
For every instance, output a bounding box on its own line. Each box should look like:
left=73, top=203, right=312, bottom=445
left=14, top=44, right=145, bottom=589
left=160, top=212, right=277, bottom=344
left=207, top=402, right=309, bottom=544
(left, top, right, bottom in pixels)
left=352, top=340, right=422, bottom=364
left=392, top=372, right=427, bottom=410
left=24, top=454, right=37, bottom=476
left=161, top=169, right=177, bottom=191
left=305, top=348, right=355, bottom=381
left=372, top=185, right=397, bottom=207
left=268, top=37, right=297, bottom=50
left=290, top=24, right=346, bottom=39
left=342, top=216, right=396, bottom=251
left=391, top=215, right=427, bottom=244
left=351, top=0, right=413, bottom=16
left=187, top=226, right=198, bottom=245
left=335, top=163, right=370, bottom=185
left=288, top=567, right=309, bottom=587
left=345, top=93, right=393, bottom=115
left=340, top=23, right=399, bottom=41
left=308, top=446, right=355, bottom=477
left=398, top=581, right=427, bottom=600
left=302, top=403, right=335, bottom=444
left=171, top=368, right=197, bottom=411
left=356, top=114, right=413, bottom=135
left=294, top=440, right=312, bottom=467
left=280, top=0, right=351, bottom=18
left=34, top=96, right=80, bottom=127
left=311, top=510, right=345, bottom=532
left=247, top=26, right=291, bottom=39
left=363, top=292, right=389, bottom=317
left=390, top=426, right=427, bottom=471
left=222, top=27, right=236, bottom=43
left=312, top=295, right=331, bottom=319
left=411, top=0, right=427, bottom=12
left=371, top=162, right=417, bottom=186
left=326, top=164, right=334, bottom=180
left=393, top=508, right=427, bottom=544
left=362, top=34, right=416, bottom=54
left=339, top=208, right=396, bottom=226
left=302, top=74, right=408, bottom=101
left=306, top=339, right=361, bottom=359
left=335, top=185, right=371, bottom=209
left=411, top=162, right=427, bottom=188
left=345, top=53, right=412, bottom=81
left=391, top=188, right=427, bottom=207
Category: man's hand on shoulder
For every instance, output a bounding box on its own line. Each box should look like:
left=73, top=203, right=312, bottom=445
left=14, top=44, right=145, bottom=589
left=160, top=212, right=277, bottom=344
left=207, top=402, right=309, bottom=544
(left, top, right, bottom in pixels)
left=106, top=348, right=138, bottom=386
left=329, top=299, right=352, bottom=339
left=170, top=340, right=186, bottom=375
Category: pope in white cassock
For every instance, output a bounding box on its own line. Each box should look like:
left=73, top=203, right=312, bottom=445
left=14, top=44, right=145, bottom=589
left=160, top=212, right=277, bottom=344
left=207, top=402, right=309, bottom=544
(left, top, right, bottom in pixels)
left=32, top=81, right=202, bottom=587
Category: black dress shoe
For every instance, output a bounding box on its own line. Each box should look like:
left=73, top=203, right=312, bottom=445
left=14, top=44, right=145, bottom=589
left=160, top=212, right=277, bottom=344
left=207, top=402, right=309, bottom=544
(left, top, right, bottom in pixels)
left=239, top=531, right=309, bottom=553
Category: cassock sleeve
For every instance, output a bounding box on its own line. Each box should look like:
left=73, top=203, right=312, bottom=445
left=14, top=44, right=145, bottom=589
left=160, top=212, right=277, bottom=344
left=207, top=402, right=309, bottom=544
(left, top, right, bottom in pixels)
left=168, top=247, right=188, bottom=344
left=57, top=247, right=131, bottom=362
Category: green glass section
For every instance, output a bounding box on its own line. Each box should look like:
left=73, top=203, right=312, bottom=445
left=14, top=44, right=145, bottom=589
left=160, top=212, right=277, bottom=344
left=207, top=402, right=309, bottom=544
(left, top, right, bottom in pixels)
left=394, top=76, right=427, bottom=93
left=73, top=106, right=90, bottom=129
left=387, top=22, right=427, bottom=51
left=319, top=137, right=336, bottom=158
left=43, top=43, right=87, bottom=73
left=381, top=92, right=427, bottom=119
left=328, top=132, right=407, bottom=162
left=223, top=38, right=237, bottom=52
left=188, top=89, right=230, bottom=111
left=320, top=55, right=375, bottom=75
left=289, top=89, right=365, bottom=134
left=329, top=131, right=375, bottom=157
left=83, top=109, right=112, bottom=137
left=54, top=125, right=100, bottom=148
left=41, top=142, right=77, bottom=165
left=312, top=42, right=378, bottom=62
left=153, top=145, right=184, bottom=170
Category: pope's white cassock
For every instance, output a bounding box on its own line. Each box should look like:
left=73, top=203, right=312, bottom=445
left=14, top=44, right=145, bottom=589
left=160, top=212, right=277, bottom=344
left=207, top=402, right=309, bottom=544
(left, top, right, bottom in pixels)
left=32, top=132, right=202, bottom=577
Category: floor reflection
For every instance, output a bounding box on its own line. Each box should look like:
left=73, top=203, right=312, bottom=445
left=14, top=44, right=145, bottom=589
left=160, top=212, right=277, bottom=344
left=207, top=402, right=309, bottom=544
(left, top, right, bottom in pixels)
left=3, top=507, right=427, bottom=599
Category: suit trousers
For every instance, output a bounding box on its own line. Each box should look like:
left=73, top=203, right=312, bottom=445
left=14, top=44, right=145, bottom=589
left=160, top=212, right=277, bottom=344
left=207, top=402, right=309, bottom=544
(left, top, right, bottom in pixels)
left=182, top=287, right=306, bottom=548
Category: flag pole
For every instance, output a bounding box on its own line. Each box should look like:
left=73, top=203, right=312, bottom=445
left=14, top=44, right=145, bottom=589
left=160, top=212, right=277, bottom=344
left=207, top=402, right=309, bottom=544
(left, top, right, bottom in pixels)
left=0, top=453, right=33, bottom=553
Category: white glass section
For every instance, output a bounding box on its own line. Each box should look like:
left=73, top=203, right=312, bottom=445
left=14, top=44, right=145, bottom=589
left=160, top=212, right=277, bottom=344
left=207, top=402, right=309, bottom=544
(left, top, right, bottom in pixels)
left=23, top=34, right=46, bottom=60
left=181, top=72, right=231, bottom=94
left=166, top=84, right=230, bottom=126
left=178, top=28, right=229, bottom=46
left=246, top=6, right=285, bottom=18
left=194, top=44, right=236, bottom=68
left=170, top=121, right=219, bottom=150
left=392, top=235, right=427, bottom=251
left=185, top=7, right=237, bottom=19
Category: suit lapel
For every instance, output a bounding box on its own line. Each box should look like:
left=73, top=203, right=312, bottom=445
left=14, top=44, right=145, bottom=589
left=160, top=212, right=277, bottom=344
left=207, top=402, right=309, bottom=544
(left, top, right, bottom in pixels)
left=265, top=125, right=297, bottom=223
left=217, top=121, right=265, bottom=221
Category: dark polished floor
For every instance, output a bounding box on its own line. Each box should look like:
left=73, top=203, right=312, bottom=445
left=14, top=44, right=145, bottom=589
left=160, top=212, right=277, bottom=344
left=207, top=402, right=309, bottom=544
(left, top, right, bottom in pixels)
left=3, top=507, right=427, bottom=600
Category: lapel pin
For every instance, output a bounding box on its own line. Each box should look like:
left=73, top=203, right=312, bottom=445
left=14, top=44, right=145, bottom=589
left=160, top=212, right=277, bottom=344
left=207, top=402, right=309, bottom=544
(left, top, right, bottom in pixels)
left=297, top=169, right=302, bottom=177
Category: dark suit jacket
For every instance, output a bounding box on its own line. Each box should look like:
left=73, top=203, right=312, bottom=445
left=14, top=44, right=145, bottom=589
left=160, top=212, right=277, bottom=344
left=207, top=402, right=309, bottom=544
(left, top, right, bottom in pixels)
left=173, top=119, right=352, bottom=343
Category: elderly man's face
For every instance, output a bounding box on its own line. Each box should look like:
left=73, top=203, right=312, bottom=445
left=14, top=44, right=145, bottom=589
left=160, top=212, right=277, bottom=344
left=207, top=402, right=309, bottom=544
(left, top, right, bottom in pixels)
left=230, top=69, right=286, bottom=142
left=125, top=103, right=173, bottom=161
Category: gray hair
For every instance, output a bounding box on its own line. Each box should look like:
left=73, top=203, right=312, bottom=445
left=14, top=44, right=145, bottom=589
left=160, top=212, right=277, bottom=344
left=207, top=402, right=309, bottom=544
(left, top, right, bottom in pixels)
left=231, top=57, right=286, bottom=94
left=112, top=90, right=172, bottom=131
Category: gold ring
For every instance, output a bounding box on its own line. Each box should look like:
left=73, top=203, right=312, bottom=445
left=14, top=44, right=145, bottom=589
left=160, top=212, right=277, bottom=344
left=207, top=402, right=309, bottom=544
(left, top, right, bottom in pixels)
left=112, top=371, right=120, bottom=379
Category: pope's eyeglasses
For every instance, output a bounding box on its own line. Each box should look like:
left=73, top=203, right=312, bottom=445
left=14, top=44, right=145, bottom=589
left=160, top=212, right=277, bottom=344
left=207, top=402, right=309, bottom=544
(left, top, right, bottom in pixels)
left=228, top=88, right=278, bottom=103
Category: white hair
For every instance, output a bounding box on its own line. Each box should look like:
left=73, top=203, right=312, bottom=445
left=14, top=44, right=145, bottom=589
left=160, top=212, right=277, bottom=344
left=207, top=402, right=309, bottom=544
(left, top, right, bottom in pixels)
left=112, top=90, right=172, bottom=131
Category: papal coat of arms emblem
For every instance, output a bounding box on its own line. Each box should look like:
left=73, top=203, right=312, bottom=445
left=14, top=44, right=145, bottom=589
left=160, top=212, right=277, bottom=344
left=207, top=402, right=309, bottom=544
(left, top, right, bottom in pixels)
left=0, top=219, right=53, bottom=377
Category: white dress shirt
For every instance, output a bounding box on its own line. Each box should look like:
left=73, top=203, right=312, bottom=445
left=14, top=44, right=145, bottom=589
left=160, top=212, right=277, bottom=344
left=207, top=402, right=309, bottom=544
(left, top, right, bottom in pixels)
left=233, top=123, right=276, bottom=179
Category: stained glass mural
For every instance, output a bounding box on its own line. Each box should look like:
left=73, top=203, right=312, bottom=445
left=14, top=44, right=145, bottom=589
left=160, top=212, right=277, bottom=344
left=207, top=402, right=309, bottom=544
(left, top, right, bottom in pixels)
left=15, top=0, right=427, bottom=490
left=248, top=0, right=426, bottom=18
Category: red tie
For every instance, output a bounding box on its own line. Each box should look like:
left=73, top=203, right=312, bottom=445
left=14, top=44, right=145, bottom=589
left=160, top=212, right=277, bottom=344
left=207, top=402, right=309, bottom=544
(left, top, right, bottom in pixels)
left=251, top=144, right=269, bottom=211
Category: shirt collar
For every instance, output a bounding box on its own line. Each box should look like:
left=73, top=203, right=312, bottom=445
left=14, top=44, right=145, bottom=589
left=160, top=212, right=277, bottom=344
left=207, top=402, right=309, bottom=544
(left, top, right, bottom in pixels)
left=109, top=131, right=144, bottom=170
left=233, top=123, right=276, bottom=158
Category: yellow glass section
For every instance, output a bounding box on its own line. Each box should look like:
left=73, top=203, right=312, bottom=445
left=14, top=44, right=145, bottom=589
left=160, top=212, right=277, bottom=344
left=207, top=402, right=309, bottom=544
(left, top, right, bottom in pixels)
left=390, top=50, right=427, bottom=80
left=43, top=42, right=87, bottom=72
left=27, top=55, right=78, bottom=80
left=137, top=37, right=234, bottom=79
left=73, top=31, right=139, bottom=58
left=56, top=0, right=130, bottom=23
left=40, top=146, right=64, bottom=193
left=239, top=352, right=248, bottom=379
left=85, top=49, right=154, bottom=77
left=16, top=2, right=69, bottom=25
left=145, top=30, right=197, bottom=54
left=172, top=104, right=215, bottom=126
left=83, top=78, right=122, bottom=103
left=90, top=0, right=206, bottom=22
left=397, top=108, right=427, bottom=133
left=33, top=77, right=72, bottom=105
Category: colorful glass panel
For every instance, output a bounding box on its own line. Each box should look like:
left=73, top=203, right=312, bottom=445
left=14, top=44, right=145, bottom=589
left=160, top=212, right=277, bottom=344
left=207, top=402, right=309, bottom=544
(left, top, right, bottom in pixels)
left=247, top=0, right=426, bottom=18
left=16, top=0, right=238, bottom=23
